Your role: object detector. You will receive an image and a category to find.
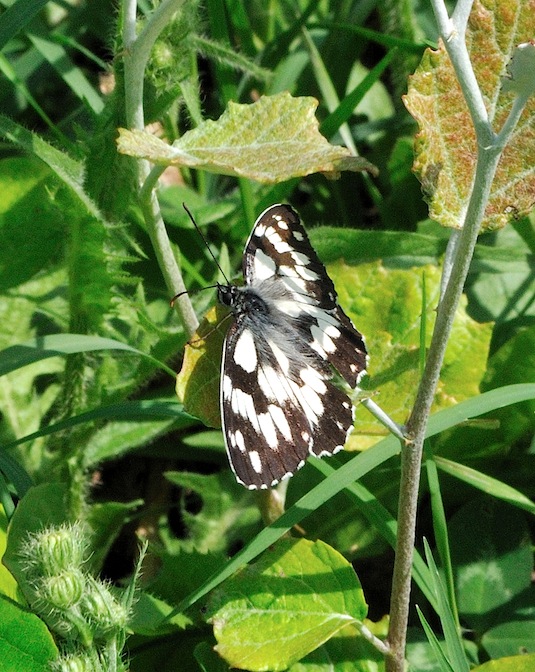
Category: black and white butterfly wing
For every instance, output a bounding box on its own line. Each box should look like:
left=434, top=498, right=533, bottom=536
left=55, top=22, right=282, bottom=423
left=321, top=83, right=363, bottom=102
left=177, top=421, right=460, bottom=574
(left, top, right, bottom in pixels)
left=220, top=204, right=367, bottom=489
left=243, top=204, right=367, bottom=386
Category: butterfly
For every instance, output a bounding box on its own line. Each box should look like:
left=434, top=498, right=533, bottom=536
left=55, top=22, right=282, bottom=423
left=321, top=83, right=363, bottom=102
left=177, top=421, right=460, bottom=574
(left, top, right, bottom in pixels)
left=217, top=204, right=368, bottom=489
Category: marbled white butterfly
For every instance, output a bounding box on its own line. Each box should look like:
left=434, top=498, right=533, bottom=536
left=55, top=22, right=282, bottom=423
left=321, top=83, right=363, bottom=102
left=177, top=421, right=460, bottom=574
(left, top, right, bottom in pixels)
left=218, top=204, right=367, bottom=489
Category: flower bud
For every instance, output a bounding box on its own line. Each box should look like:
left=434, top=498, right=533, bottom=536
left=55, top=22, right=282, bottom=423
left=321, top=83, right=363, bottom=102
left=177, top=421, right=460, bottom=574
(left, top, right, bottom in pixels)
left=21, top=523, right=87, bottom=575
left=82, top=577, right=128, bottom=637
left=50, top=652, right=101, bottom=672
left=40, top=569, right=85, bottom=610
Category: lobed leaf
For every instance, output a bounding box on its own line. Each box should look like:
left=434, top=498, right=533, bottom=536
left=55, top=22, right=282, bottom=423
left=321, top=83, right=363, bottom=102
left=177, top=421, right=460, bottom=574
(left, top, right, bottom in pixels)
left=117, top=92, right=377, bottom=183
left=404, top=0, right=535, bottom=230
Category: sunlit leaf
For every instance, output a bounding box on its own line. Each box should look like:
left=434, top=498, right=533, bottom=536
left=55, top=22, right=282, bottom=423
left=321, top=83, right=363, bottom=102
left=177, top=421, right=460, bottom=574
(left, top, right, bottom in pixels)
left=206, top=538, right=367, bottom=671
left=175, top=305, right=228, bottom=428
left=175, top=260, right=493, bottom=448
left=404, top=0, right=535, bottom=230
left=117, top=92, right=377, bottom=183
left=0, top=596, right=57, bottom=671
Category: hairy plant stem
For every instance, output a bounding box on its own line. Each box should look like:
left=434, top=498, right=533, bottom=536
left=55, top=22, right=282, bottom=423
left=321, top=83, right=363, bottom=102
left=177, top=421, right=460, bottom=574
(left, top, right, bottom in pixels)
left=385, top=0, right=528, bottom=668
left=122, top=0, right=198, bottom=338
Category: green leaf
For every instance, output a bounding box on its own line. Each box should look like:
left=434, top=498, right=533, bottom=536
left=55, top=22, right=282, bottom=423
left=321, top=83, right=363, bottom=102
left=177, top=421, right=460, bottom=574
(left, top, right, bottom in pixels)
left=194, top=642, right=231, bottom=672
left=423, top=540, right=470, bottom=672
left=26, top=32, right=103, bottom=114
left=175, top=305, right=228, bottom=428
left=326, top=261, right=493, bottom=448
left=481, top=324, right=535, bottom=443
left=0, top=158, right=65, bottom=291
left=407, top=627, right=451, bottom=672
left=206, top=538, right=367, bottom=671
left=3, top=484, right=70, bottom=605
left=129, top=591, right=191, bottom=636
left=148, top=547, right=227, bottom=606
left=0, top=334, right=174, bottom=378
left=86, top=500, right=143, bottom=573
left=481, top=621, right=535, bottom=659
left=449, top=497, right=533, bottom=632
left=164, top=471, right=261, bottom=554
left=416, top=606, right=455, bottom=672
left=0, top=115, right=86, bottom=205
left=0, top=506, right=19, bottom=602
left=0, top=0, right=50, bottom=51
left=309, top=227, right=448, bottom=267
left=177, top=259, right=493, bottom=443
left=0, top=274, right=66, bottom=467
left=472, top=654, right=535, bottom=672
left=83, top=415, right=179, bottom=467
left=0, top=595, right=58, bottom=671
left=404, top=0, right=535, bottom=230
left=117, top=92, right=377, bottom=183
left=3, top=399, right=192, bottom=452
left=467, top=225, right=535, bottom=325
left=288, top=619, right=387, bottom=671
left=435, top=456, right=535, bottom=515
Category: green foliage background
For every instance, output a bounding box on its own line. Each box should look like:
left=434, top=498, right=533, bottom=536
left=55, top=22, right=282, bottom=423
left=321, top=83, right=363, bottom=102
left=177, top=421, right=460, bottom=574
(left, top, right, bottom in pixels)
left=0, top=1, right=534, bottom=671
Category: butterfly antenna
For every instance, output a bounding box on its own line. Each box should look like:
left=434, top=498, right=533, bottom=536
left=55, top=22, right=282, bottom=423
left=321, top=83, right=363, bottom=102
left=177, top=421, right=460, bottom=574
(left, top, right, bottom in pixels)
left=170, top=284, right=220, bottom=307
left=182, top=203, right=231, bottom=285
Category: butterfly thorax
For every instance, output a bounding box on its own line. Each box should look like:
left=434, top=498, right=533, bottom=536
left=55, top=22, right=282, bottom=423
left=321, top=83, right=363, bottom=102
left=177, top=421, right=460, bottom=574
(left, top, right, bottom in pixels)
left=218, top=282, right=276, bottom=330
left=219, top=279, right=332, bottom=379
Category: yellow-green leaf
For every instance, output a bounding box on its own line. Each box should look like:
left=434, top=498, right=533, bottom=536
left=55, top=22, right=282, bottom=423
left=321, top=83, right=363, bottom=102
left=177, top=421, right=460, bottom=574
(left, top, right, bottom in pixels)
left=325, top=261, right=493, bottom=448
left=404, top=0, right=535, bottom=231
left=117, top=92, right=376, bottom=183
left=175, top=260, right=493, bottom=450
left=472, top=654, right=535, bottom=672
left=206, top=538, right=367, bottom=671
left=175, top=305, right=227, bottom=428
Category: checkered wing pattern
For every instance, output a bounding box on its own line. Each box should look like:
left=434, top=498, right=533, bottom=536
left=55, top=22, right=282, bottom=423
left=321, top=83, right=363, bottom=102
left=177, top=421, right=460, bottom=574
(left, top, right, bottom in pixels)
left=219, top=204, right=367, bottom=489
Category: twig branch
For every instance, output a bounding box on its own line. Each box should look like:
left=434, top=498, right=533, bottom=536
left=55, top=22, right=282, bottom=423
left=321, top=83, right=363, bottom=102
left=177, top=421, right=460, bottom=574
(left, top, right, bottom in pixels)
left=122, top=0, right=199, bottom=338
left=385, top=2, right=531, bottom=670
left=361, top=398, right=407, bottom=443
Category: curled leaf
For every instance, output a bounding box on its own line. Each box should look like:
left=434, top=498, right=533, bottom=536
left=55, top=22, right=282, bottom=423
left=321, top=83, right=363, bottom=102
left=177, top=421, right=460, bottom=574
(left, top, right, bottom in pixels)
left=117, top=92, right=377, bottom=183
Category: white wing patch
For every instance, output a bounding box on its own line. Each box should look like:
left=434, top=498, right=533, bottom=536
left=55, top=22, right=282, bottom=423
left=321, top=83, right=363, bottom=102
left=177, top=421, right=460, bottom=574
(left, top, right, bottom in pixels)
left=253, top=248, right=277, bottom=280
left=233, top=328, right=257, bottom=372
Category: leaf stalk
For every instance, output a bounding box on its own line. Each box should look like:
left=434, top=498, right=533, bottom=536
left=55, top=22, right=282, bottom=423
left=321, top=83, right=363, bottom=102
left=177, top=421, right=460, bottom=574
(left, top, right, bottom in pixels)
left=122, top=0, right=199, bottom=337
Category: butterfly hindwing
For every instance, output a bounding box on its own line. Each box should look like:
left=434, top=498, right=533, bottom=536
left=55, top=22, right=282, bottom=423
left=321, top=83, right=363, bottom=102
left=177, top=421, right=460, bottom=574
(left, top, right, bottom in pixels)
left=219, top=204, right=367, bottom=489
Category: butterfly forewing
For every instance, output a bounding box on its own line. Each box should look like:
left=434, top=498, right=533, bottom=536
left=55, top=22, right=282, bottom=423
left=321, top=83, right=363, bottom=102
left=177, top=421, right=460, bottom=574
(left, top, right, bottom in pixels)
left=243, top=204, right=337, bottom=309
left=219, top=204, right=368, bottom=489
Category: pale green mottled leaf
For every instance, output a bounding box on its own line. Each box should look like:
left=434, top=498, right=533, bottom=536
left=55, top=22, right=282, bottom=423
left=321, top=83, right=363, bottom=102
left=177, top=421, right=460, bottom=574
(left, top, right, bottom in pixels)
left=472, top=654, right=535, bottom=672
left=117, top=92, right=376, bottom=183
left=176, top=259, right=493, bottom=450
left=328, top=261, right=493, bottom=449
